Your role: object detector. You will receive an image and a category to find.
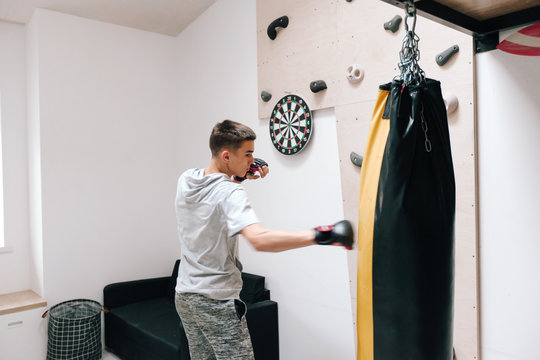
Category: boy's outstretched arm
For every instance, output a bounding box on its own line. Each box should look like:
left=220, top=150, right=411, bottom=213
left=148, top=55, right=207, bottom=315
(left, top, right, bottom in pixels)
left=240, top=224, right=316, bottom=252
left=240, top=221, right=354, bottom=253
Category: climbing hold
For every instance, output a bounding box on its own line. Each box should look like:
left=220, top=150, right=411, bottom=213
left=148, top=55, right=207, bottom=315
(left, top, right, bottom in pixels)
left=436, top=45, right=459, bottom=66
left=346, top=65, right=364, bottom=83
left=384, top=15, right=402, bottom=33
left=443, top=93, right=458, bottom=114
left=350, top=152, right=363, bottom=167
left=310, top=80, right=327, bottom=93
left=267, top=16, right=289, bottom=40
left=261, top=91, right=272, bottom=102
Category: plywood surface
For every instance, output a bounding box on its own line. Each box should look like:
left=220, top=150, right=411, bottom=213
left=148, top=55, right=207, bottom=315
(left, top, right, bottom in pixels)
left=257, top=0, right=339, bottom=118
left=435, top=0, right=540, bottom=21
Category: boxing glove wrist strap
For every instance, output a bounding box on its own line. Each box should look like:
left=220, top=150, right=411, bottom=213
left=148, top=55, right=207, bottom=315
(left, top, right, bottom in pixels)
left=234, top=158, right=268, bottom=182
left=314, top=225, right=335, bottom=245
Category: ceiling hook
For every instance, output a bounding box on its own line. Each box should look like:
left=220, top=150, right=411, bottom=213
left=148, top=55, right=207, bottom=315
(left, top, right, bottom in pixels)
left=405, top=1, right=416, bottom=17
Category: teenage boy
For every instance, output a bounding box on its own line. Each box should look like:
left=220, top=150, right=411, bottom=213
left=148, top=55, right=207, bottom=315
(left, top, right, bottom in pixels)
left=175, top=120, right=353, bottom=360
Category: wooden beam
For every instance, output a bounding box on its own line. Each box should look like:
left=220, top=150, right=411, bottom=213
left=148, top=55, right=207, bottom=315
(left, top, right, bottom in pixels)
left=377, top=0, right=540, bottom=35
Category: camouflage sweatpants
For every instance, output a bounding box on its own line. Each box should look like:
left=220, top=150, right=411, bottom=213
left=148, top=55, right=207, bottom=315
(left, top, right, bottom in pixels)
left=175, top=292, right=255, bottom=360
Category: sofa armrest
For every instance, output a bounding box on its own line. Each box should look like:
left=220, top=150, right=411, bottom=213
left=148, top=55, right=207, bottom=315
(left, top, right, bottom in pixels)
left=241, top=272, right=268, bottom=303
left=103, top=276, right=170, bottom=309
left=246, top=300, right=279, bottom=360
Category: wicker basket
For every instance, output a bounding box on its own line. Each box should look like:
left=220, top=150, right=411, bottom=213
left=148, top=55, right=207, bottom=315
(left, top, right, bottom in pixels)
left=46, top=299, right=102, bottom=360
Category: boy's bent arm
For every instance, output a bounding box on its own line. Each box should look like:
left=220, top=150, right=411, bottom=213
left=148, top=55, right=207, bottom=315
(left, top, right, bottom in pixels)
left=240, top=223, right=316, bottom=252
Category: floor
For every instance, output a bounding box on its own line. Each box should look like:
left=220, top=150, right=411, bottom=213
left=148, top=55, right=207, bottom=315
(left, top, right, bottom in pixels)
left=102, top=349, right=121, bottom=359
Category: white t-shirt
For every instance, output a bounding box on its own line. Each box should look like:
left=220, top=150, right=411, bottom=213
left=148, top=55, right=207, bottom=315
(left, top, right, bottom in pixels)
left=175, top=168, right=259, bottom=300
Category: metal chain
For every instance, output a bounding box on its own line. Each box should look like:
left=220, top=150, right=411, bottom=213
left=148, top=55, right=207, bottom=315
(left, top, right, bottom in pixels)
left=397, top=1, right=425, bottom=86
left=398, top=2, right=431, bottom=152
left=420, top=104, right=432, bottom=152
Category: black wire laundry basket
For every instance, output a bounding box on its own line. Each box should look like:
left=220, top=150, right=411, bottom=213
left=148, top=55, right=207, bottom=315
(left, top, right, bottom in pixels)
left=45, top=299, right=103, bottom=360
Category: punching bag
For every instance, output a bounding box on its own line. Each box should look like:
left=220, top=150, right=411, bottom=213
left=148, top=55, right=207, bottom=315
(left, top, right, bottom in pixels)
left=356, top=78, right=456, bottom=360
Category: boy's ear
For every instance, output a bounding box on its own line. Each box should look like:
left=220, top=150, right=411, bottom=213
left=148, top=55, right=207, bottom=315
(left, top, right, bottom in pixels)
left=221, top=149, right=231, bottom=162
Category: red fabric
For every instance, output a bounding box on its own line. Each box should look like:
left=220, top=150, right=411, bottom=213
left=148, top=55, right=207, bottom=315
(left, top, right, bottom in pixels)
left=497, top=22, right=540, bottom=56
left=497, top=41, right=540, bottom=56
left=519, top=22, right=540, bottom=37
left=316, top=225, right=333, bottom=232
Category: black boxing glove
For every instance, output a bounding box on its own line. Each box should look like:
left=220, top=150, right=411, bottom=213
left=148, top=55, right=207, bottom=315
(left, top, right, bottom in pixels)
left=314, top=220, right=354, bottom=250
left=234, top=158, right=268, bottom=182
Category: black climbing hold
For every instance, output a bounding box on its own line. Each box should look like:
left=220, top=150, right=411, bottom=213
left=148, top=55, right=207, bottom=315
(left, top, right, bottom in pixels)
left=267, top=16, right=289, bottom=40
left=384, top=15, right=402, bottom=33
left=261, top=91, right=272, bottom=102
left=436, top=45, right=459, bottom=66
left=350, top=152, right=363, bottom=167
left=310, top=80, right=327, bottom=93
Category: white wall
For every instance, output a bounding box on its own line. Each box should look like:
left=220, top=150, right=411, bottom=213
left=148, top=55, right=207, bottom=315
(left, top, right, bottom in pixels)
left=174, top=1, right=355, bottom=358
left=477, top=48, right=540, bottom=359
left=173, top=0, right=261, bottom=168
left=245, top=108, right=356, bottom=360
left=26, top=11, right=45, bottom=297
left=1, top=10, right=187, bottom=360
left=27, top=9, right=182, bottom=306
left=0, top=21, right=31, bottom=294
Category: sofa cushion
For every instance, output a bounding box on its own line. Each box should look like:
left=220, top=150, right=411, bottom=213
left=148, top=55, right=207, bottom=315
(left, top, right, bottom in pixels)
left=108, top=297, right=187, bottom=359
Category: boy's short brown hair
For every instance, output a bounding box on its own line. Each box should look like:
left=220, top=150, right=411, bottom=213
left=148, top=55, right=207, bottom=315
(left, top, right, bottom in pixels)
left=209, top=120, right=257, bottom=157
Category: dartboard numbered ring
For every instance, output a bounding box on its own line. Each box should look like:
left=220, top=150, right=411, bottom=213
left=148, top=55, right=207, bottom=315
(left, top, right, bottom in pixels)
left=269, top=94, right=312, bottom=155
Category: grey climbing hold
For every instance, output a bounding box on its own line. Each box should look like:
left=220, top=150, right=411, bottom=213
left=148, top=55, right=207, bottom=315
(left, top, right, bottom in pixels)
left=436, top=45, right=459, bottom=66
left=350, top=152, right=363, bottom=167
left=261, top=91, right=272, bottom=102
left=384, top=15, right=402, bottom=33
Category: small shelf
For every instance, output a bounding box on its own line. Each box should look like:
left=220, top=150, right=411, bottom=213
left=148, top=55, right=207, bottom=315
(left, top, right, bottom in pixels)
left=379, top=0, right=540, bottom=35
left=0, top=290, right=47, bottom=315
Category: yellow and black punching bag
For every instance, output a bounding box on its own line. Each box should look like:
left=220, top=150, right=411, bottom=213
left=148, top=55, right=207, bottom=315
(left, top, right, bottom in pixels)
left=357, top=79, right=455, bottom=360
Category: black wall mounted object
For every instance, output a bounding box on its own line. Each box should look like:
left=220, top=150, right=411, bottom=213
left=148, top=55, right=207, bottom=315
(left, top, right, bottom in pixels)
left=261, top=91, right=272, bottom=102
left=384, top=15, right=402, bottom=32
left=267, top=16, right=289, bottom=40
left=310, top=80, right=327, bottom=93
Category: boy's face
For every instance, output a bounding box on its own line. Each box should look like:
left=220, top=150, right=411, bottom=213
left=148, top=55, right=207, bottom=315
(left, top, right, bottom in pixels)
left=226, top=140, right=255, bottom=177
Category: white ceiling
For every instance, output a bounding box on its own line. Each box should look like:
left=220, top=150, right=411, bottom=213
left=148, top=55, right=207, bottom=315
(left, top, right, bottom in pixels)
left=0, top=0, right=216, bottom=36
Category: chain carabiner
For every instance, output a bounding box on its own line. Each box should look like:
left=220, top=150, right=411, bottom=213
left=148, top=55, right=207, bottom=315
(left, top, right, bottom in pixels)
left=403, top=1, right=417, bottom=34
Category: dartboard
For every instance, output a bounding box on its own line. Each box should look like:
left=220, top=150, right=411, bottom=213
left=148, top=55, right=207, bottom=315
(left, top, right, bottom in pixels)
left=269, top=94, right=312, bottom=155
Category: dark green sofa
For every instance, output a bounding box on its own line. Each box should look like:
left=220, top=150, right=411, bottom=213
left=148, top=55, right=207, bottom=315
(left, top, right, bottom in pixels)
left=103, top=260, right=279, bottom=360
